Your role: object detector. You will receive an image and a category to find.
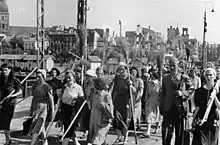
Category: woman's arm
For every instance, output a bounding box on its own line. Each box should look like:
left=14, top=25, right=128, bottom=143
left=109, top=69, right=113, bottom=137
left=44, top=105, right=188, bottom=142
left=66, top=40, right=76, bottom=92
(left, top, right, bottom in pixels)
left=11, top=89, right=22, bottom=98
left=11, top=78, right=22, bottom=98
left=192, top=107, right=200, bottom=121
left=214, top=96, right=220, bottom=110
left=192, top=106, right=200, bottom=127
left=135, top=79, right=144, bottom=103
left=48, top=90, right=55, bottom=115
left=128, top=80, right=137, bottom=93
left=100, top=92, right=114, bottom=119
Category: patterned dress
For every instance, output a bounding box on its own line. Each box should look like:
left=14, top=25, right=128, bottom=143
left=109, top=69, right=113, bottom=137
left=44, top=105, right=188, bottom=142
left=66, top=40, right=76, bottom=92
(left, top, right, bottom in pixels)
left=30, top=82, right=52, bottom=134
left=0, top=73, right=22, bottom=130
left=145, top=80, right=161, bottom=124
left=132, top=77, right=144, bottom=125
left=89, top=90, right=113, bottom=145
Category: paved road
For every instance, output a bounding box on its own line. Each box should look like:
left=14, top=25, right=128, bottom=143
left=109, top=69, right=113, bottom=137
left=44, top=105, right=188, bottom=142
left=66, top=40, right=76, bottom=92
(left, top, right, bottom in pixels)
left=0, top=97, right=163, bottom=145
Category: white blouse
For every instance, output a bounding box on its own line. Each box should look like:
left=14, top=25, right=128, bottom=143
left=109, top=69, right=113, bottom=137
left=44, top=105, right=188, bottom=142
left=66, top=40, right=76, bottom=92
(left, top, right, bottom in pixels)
left=62, top=83, right=84, bottom=106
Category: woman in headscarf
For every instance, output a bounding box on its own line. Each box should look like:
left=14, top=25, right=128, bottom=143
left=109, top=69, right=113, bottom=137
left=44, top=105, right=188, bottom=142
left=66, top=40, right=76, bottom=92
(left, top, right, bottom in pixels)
left=88, top=77, right=114, bottom=145
left=143, top=71, right=161, bottom=137
left=81, top=69, right=97, bottom=141
left=112, top=64, right=136, bottom=144
left=0, top=63, right=22, bottom=145
left=130, top=66, right=144, bottom=130
left=30, top=69, right=54, bottom=145
left=60, top=70, right=84, bottom=145
left=192, top=67, right=220, bottom=145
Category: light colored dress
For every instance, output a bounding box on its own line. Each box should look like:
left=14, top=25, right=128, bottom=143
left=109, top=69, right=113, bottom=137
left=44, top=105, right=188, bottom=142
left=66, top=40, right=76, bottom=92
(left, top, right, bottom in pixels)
left=132, top=77, right=144, bottom=124
left=145, top=80, right=161, bottom=124
left=30, top=82, right=52, bottom=134
left=89, top=90, right=114, bottom=145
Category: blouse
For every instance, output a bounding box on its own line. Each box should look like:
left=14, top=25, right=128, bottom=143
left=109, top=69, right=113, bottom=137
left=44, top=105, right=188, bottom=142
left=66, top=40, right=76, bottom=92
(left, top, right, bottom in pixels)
left=62, top=83, right=84, bottom=106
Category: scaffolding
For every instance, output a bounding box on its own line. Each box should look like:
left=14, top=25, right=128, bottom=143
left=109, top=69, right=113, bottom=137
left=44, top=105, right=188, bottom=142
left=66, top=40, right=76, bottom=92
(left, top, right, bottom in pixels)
left=37, top=0, right=45, bottom=68
left=77, top=0, right=88, bottom=60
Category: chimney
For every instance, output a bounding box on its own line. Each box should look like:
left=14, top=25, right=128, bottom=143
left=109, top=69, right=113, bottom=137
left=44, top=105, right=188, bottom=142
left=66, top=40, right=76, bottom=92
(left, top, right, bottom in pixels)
left=105, top=28, right=110, bottom=37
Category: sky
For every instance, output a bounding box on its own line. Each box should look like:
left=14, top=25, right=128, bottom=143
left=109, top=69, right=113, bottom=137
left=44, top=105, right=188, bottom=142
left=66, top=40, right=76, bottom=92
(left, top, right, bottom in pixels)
left=7, top=0, right=220, bottom=43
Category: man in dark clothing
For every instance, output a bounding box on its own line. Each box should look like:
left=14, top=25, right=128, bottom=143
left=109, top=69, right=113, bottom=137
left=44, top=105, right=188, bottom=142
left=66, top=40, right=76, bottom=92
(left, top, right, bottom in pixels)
left=160, top=57, right=193, bottom=145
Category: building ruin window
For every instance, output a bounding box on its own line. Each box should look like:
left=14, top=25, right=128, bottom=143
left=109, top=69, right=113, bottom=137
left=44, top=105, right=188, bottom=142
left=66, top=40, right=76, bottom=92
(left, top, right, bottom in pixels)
left=2, top=24, right=5, bottom=29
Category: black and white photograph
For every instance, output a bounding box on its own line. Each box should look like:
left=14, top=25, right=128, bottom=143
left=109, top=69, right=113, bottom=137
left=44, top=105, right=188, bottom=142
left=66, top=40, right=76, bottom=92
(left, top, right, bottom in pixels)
left=0, top=0, right=220, bottom=145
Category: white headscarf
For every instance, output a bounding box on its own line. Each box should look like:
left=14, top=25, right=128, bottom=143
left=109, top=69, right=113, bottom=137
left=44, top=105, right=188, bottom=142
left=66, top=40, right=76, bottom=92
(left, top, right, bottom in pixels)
left=204, top=67, right=216, bottom=77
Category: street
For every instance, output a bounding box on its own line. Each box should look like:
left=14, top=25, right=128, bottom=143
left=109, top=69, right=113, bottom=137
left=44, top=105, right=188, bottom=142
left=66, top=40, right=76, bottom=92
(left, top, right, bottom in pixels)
left=0, top=96, right=163, bottom=145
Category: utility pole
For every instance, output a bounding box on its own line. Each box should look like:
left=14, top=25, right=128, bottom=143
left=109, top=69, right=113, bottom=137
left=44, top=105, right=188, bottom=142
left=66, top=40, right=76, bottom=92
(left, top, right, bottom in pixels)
left=77, top=0, right=88, bottom=85
left=201, top=2, right=215, bottom=69
left=202, top=11, right=207, bottom=70
left=37, top=0, right=45, bottom=68
left=77, top=0, right=88, bottom=60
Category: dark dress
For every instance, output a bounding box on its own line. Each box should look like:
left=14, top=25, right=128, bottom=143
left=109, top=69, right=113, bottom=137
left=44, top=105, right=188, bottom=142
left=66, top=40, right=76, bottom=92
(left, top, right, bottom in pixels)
left=0, top=74, right=22, bottom=130
left=46, top=78, right=63, bottom=104
left=192, top=86, right=219, bottom=145
left=112, top=75, right=130, bottom=131
left=82, top=77, right=95, bottom=132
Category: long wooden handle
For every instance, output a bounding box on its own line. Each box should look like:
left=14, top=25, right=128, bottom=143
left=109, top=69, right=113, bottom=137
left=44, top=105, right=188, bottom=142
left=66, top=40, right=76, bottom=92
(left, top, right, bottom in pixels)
left=61, top=100, right=86, bottom=140
left=126, top=64, right=138, bottom=145
left=43, top=99, right=61, bottom=143
left=199, top=82, right=219, bottom=126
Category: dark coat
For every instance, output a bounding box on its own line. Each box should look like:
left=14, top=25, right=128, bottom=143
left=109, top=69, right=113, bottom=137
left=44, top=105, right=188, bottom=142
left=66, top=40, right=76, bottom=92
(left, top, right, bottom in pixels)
left=159, top=73, right=193, bottom=114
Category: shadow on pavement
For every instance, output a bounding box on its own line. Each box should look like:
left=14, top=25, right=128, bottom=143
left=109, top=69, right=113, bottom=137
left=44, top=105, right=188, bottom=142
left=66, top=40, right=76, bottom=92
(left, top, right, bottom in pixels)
left=10, top=130, right=88, bottom=145
left=13, top=109, right=30, bottom=119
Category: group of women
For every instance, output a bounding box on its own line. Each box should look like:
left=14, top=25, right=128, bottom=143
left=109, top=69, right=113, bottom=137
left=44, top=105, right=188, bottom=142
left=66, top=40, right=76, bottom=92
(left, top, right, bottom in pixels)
left=111, top=61, right=220, bottom=145
left=111, top=63, right=162, bottom=144
left=29, top=67, right=115, bottom=145
left=0, top=64, right=115, bottom=145
left=0, top=62, right=163, bottom=145
left=3, top=59, right=220, bottom=145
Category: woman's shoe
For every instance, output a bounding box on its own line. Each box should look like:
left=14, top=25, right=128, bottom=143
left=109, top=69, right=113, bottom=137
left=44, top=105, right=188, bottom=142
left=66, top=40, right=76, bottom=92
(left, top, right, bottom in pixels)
left=113, top=138, right=123, bottom=144
left=123, top=139, right=128, bottom=144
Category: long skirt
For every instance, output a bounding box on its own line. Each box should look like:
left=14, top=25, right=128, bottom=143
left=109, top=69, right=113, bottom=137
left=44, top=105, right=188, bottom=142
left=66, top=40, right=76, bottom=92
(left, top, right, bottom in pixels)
left=89, top=109, right=110, bottom=145
left=145, top=95, right=161, bottom=124
left=62, top=103, right=79, bottom=139
left=31, top=103, right=47, bottom=135
left=81, top=103, right=91, bottom=131
left=134, top=102, right=142, bottom=124
left=0, top=105, right=15, bottom=130
left=92, top=123, right=110, bottom=145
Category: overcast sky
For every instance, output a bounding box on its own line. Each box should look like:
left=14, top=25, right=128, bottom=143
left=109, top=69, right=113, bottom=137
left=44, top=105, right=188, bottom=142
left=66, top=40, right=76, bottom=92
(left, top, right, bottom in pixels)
left=7, top=0, right=220, bottom=43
